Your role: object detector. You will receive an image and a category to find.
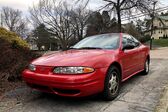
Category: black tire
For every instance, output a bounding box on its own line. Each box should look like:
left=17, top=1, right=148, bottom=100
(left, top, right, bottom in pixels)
left=142, top=58, right=150, bottom=75
left=103, top=66, right=121, bottom=101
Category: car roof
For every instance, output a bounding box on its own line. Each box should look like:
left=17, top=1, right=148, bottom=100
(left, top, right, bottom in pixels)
left=88, top=33, right=130, bottom=36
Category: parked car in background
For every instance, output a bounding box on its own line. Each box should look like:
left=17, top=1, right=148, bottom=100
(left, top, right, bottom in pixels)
left=22, top=33, right=150, bottom=100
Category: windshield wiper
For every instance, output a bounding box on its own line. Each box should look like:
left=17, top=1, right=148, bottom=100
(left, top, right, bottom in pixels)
left=69, top=47, right=78, bottom=50
left=75, top=47, right=102, bottom=50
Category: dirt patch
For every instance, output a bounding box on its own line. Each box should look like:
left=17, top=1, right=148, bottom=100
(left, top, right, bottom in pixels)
left=0, top=79, right=24, bottom=100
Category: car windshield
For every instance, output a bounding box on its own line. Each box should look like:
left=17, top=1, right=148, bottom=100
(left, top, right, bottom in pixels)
left=72, top=34, right=120, bottom=50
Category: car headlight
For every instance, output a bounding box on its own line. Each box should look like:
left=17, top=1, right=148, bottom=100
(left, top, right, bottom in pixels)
left=28, top=64, right=36, bottom=71
left=53, top=67, right=95, bottom=74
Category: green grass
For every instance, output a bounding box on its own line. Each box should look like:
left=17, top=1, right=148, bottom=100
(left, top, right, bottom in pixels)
left=152, top=39, right=168, bottom=47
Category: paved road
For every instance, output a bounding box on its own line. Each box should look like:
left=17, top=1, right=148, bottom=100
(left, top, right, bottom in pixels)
left=0, top=49, right=168, bottom=112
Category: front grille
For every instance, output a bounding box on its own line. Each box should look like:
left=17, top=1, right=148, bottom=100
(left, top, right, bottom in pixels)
left=35, top=66, right=52, bottom=74
left=27, top=83, right=51, bottom=91
left=27, top=83, right=80, bottom=95
left=53, top=88, right=80, bottom=95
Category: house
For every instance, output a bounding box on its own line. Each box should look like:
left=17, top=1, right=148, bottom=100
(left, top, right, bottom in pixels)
left=25, top=36, right=38, bottom=50
left=145, top=16, right=168, bottom=39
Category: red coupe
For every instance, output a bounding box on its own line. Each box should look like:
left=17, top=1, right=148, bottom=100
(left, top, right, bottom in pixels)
left=22, top=33, right=150, bottom=100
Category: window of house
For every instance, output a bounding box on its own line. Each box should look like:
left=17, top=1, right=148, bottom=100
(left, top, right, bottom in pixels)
left=159, top=22, right=162, bottom=27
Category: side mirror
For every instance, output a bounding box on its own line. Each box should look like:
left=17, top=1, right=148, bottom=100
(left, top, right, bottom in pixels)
left=122, top=44, right=135, bottom=51
left=69, top=46, right=74, bottom=49
left=70, top=46, right=73, bottom=48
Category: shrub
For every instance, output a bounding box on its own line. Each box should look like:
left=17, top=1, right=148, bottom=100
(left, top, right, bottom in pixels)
left=0, top=27, right=29, bottom=49
left=0, top=28, right=41, bottom=81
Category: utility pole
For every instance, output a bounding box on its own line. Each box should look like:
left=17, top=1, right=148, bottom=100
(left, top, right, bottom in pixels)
left=150, top=1, right=157, bottom=50
left=0, top=12, right=3, bottom=27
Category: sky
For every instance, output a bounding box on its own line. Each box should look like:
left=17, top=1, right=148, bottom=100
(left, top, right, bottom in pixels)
left=0, top=0, right=168, bottom=14
left=0, top=0, right=106, bottom=13
left=0, top=0, right=168, bottom=19
left=159, top=0, right=168, bottom=6
left=0, top=0, right=39, bottom=12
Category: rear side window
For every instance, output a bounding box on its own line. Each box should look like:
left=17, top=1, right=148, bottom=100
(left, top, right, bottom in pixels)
left=122, top=35, right=140, bottom=48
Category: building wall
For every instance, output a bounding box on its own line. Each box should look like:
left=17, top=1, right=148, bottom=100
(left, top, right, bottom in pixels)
left=152, top=29, right=168, bottom=39
left=153, top=18, right=162, bottom=27
left=146, top=18, right=168, bottom=39
left=163, top=20, right=168, bottom=26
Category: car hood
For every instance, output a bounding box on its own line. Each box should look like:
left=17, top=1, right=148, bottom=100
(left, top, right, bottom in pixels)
left=32, top=50, right=116, bottom=68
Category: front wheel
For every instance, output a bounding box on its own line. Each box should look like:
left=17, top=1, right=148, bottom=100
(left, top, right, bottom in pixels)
left=103, top=66, right=121, bottom=101
left=142, top=59, right=150, bottom=75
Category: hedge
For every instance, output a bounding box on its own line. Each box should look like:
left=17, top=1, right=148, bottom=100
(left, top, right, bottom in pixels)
left=0, top=27, right=29, bottom=49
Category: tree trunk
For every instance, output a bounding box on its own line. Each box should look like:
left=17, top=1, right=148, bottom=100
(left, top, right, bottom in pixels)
left=116, top=8, right=122, bottom=33
left=61, top=41, right=68, bottom=51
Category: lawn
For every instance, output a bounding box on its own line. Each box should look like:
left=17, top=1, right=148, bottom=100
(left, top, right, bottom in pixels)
left=152, top=39, right=168, bottom=47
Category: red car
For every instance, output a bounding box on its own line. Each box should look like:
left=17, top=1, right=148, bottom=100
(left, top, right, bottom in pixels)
left=22, top=33, right=150, bottom=100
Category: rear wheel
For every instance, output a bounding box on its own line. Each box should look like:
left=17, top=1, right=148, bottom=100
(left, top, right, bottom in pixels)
left=103, top=66, right=121, bottom=101
left=142, top=59, right=149, bottom=75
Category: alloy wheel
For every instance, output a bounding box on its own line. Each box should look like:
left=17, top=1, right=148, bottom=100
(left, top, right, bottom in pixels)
left=145, top=60, right=149, bottom=73
left=108, top=72, right=119, bottom=95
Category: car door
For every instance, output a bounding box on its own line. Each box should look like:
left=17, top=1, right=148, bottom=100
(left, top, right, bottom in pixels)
left=120, top=35, right=139, bottom=78
left=130, top=36, right=144, bottom=71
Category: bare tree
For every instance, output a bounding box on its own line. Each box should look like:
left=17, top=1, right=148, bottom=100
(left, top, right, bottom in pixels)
left=104, top=0, right=157, bottom=32
left=76, top=0, right=157, bottom=32
left=30, top=0, right=74, bottom=50
left=1, top=7, right=28, bottom=37
left=29, top=0, right=90, bottom=50
left=70, top=6, right=91, bottom=41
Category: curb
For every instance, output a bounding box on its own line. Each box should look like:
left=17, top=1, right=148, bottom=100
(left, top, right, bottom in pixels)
left=155, top=85, right=168, bottom=112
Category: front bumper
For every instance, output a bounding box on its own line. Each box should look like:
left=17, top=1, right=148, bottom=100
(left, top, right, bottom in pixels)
left=22, top=67, right=107, bottom=97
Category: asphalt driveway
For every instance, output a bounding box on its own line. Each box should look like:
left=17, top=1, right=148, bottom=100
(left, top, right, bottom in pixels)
left=0, top=48, right=168, bottom=112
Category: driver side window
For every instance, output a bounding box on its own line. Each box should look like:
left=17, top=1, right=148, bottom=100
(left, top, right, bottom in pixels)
left=131, top=36, right=140, bottom=47
left=122, top=36, right=135, bottom=50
